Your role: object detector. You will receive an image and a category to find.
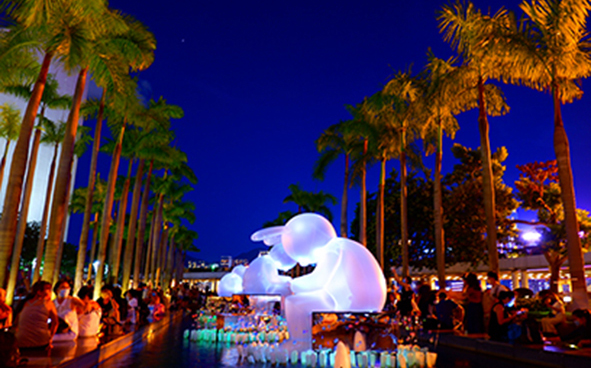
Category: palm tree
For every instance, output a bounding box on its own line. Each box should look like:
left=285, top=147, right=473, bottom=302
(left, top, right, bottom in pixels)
left=358, top=93, right=399, bottom=272
left=93, top=98, right=183, bottom=298
left=346, top=101, right=377, bottom=247
left=498, top=0, right=591, bottom=309
left=31, top=119, right=66, bottom=283
left=43, top=4, right=154, bottom=284
left=439, top=1, right=512, bottom=275
left=0, top=0, right=107, bottom=287
left=418, top=55, right=463, bottom=289
left=0, top=103, right=21, bottom=193
left=74, top=12, right=156, bottom=292
left=314, top=119, right=362, bottom=238
left=51, top=125, right=91, bottom=285
left=283, top=183, right=337, bottom=222
left=364, top=70, right=421, bottom=276
left=162, top=200, right=196, bottom=289
left=121, top=128, right=175, bottom=291
left=133, top=145, right=183, bottom=286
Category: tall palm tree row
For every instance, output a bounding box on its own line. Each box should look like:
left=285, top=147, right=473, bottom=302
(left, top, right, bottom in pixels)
left=0, top=1, right=198, bottom=295
left=30, top=120, right=66, bottom=283
left=0, top=0, right=110, bottom=287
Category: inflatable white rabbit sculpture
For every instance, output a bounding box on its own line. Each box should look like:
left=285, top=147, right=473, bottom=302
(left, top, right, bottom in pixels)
left=251, top=213, right=387, bottom=348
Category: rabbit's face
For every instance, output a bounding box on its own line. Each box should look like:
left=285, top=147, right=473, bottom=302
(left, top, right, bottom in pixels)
left=281, top=213, right=336, bottom=266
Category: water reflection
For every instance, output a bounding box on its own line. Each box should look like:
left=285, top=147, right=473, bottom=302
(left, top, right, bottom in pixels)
left=103, top=316, right=539, bottom=368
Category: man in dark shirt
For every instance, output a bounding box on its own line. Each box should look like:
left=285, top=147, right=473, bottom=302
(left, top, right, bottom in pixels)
left=436, top=292, right=461, bottom=330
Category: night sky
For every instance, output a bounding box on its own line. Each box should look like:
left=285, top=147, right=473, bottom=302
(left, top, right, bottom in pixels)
left=67, top=0, right=591, bottom=263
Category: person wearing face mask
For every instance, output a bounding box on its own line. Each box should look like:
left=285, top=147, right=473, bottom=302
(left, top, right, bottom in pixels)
left=561, top=308, right=591, bottom=348
left=76, top=286, right=102, bottom=337
left=124, top=290, right=138, bottom=325
left=14, top=281, right=58, bottom=349
left=52, top=279, right=84, bottom=342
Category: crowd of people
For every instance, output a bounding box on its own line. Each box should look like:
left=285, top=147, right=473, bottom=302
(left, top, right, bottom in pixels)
left=0, top=278, right=175, bottom=351
left=386, top=269, right=591, bottom=348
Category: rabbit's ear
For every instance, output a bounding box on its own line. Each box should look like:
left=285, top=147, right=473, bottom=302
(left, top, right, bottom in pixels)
left=251, top=226, right=284, bottom=246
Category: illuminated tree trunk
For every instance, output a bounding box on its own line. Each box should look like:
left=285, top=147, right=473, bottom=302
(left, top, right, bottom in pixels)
left=32, top=143, right=58, bottom=283
left=122, top=159, right=144, bottom=292
left=42, top=67, right=88, bottom=283
left=376, top=158, right=386, bottom=270
left=400, top=134, right=409, bottom=278
left=150, top=194, right=164, bottom=287
left=6, top=128, right=41, bottom=304
left=477, top=76, right=499, bottom=275
left=552, top=84, right=589, bottom=309
left=86, top=213, right=99, bottom=282
left=134, top=160, right=153, bottom=284
left=109, top=159, right=132, bottom=285
left=340, top=154, right=349, bottom=237
left=0, top=52, right=53, bottom=287
left=434, top=120, right=446, bottom=289
left=94, top=120, right=126, bottom=299
left=75, top=88, right=105, bottom=293
left=359, top=139, right=368, bottom=246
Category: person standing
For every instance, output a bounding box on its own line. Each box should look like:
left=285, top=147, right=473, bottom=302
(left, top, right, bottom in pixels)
left=483, top=271, right=508, bottom=332
left=392, top=270, right=417, bottom=318
left=462, top=273, right=484, bottom=334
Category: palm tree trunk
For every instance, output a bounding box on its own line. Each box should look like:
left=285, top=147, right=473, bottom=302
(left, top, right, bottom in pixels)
left=0, top=140, right=10, bottom=192
left=360, top=139, right=368, bottom=246
left=552, top=85, right=589, bottom=309
left=163, top=234, right=175, bottom=289
left=143, top=212, right=156, bottom=284
left=156, top=226, right=169, bottom=287
left=400, top=145, right=409, bottom=278
left=6, top=129, right=40, bottom=304
left=108, top=160, right=132, bottom=285
left=42, top=66, right=88, bottom=283
left=376, top=158, right=386, bottom=270
left=86, top=213, right=99, bottom=282
left=0, top=52, right=53, bottom=287
left=544, top=251, right=566, bottom=295
left=340, top=154, right=349, bottom=237
left=150, top=194, right=164, bottom=287
left=477, top=76, right=499, bottom=275
left=134, top=160, right=153, bottom=285
left=122, top=158, right=144, bottom=292
left=94, top=120, right=126, bottom=299
left=434, top=121, right=445, bottom=289
left=53, top=194, right=71, bottom=285
left=32, top=143, right=58, bottom=283
left=75, top=88, right=105, bottom=293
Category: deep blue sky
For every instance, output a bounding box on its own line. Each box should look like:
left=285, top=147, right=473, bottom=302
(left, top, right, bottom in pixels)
left=69, top=0, right=591, bottom=263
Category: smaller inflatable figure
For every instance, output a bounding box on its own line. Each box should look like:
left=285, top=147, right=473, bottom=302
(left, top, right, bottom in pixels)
left=218, top=265, right=246, bottom=297
left=218, top=244, right=294, bottom=297
left=251, top=213, right=387, bottom=348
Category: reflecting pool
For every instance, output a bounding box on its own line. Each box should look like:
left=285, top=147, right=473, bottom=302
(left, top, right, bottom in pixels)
left=100, top=316, right=541, bottom=368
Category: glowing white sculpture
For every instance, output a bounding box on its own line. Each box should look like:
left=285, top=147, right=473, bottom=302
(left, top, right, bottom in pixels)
left=251, top=213, right=387, bottom=347
left=242, top=254, right=292, bottom=296
left=218, top=266, right=246, bottom=296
